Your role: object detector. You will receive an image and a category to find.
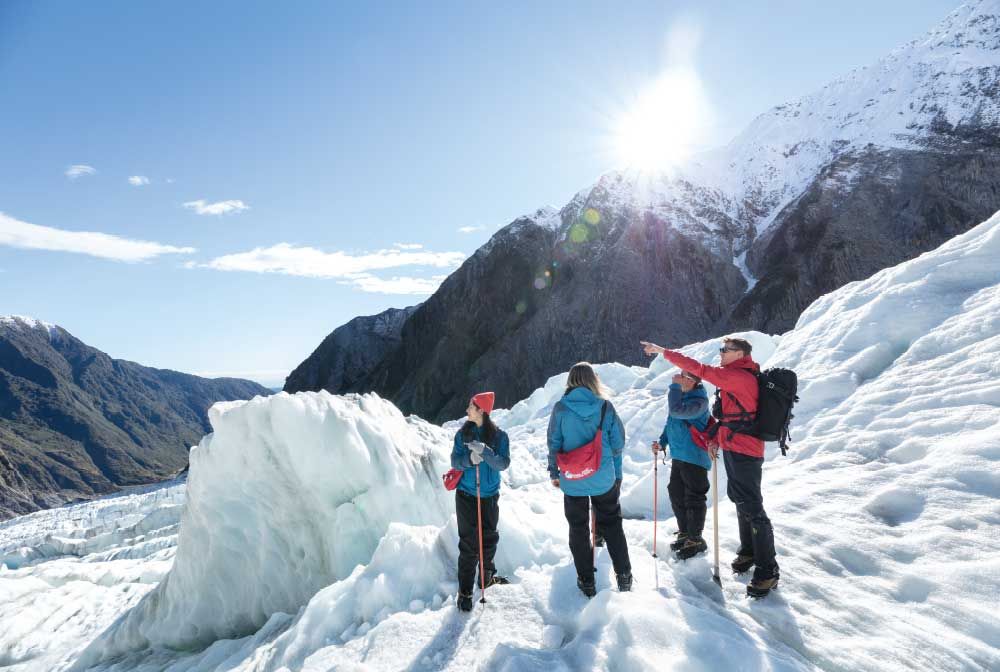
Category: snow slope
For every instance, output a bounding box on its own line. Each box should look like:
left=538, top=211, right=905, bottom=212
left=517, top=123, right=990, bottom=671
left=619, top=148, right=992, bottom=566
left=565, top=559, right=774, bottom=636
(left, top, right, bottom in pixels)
left=2, top=213, right=1000, bottom=670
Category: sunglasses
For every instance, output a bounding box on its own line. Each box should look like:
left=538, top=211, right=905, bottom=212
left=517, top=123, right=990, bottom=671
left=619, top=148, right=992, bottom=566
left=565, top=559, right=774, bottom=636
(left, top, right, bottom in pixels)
left=718, top=346, right=743, bottom=354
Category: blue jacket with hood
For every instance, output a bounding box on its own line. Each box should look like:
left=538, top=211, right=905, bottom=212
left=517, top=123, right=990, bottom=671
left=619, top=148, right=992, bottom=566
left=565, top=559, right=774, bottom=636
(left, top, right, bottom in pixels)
left=547, top=386, right=625, bottom=497
left=451, top=423, right=510, bottom=498
left=658, top=383, right=711, bottom=470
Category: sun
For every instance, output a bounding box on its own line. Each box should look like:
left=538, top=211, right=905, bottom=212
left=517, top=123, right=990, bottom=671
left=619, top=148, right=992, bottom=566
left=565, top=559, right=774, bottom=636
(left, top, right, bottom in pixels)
left=612, top=68, right=709, bottom=173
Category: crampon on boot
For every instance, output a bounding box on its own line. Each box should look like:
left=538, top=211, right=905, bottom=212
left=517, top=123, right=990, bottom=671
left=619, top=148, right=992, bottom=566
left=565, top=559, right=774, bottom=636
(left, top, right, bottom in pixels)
left=731, top=554, right=754, bottom=574
left=747, top=574, right=779, bottom=598
left=675, top=536, right=708, bottom=560
left=616, top=572, right=633, bottom=592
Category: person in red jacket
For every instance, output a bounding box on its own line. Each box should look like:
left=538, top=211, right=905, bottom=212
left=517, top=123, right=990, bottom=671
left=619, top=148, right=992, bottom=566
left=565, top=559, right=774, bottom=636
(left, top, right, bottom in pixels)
left=641, top=337, right=779, bottom=597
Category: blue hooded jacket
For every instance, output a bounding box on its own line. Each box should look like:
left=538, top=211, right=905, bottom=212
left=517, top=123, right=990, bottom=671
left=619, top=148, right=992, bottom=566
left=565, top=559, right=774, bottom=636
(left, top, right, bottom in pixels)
left=658, top=383, right=711, bottom=470
left=547, top=387, right=625, bottom=497
left=451, top=423, right=510, bottom=498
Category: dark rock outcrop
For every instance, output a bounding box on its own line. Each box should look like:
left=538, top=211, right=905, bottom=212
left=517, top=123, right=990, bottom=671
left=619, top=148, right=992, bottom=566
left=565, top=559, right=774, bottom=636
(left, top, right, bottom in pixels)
left=731, top=143, right=1000, bottom=332
left=284, top=306, right=417, bottom=394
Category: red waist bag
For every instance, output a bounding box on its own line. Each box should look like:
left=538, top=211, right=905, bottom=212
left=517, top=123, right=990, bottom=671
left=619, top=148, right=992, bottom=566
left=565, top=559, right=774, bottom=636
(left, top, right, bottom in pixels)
left=556, top=401, right=608, bottom=481
left=442, top=468, right=463, bottom=490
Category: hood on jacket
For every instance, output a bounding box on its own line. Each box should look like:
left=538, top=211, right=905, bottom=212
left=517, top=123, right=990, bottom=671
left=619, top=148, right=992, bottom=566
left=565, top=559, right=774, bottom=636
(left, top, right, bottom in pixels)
left=561, top=386, right=606, bottom=420
left=726, top=355, right=760, bottom=374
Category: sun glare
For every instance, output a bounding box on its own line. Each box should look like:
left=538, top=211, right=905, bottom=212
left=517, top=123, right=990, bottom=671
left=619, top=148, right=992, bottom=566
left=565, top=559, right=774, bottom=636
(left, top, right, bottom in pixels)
left=612, top=68, right=709, bottom=173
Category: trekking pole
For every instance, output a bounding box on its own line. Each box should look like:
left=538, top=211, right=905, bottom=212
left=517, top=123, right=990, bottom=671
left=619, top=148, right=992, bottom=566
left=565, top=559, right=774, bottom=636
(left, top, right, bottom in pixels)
left=652, top=449, right=659, bottom=558
left=711, top=450, right=721, bottom=586
left=476, top=463, right=487, bottom=604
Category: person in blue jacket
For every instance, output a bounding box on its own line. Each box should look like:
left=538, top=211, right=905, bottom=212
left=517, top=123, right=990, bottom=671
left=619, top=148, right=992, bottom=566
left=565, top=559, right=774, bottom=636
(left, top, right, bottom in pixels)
left=547, top=362, right=632, bottom=597
left=652, top=371, right=712, bottom=560
left=450, top=391, right=511, bottom=611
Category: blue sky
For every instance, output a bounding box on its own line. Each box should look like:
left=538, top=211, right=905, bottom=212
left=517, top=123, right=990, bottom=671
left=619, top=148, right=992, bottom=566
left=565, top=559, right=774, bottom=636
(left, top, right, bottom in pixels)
left=0, top=0, right=957, bottom=387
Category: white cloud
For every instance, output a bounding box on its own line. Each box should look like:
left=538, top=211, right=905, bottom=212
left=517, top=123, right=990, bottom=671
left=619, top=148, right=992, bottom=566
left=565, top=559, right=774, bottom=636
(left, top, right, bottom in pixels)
left=345, top=274, right=448, bottom=295
left=394, top=243, right=424, bottom=250
left=199, top=243, right=464, bottom=294
left=183, top=199, right=249, bottom=216
left=458, top=226, right=484, bottom=234
left=65, top=164, right=97, bottom=180
left=0, top=212, right=196, bottom=262
left=128, top=175, right=150, bottom=186
left=166, top=178, right=176, bottom=184
left=203, top=243, right=464, bottom=277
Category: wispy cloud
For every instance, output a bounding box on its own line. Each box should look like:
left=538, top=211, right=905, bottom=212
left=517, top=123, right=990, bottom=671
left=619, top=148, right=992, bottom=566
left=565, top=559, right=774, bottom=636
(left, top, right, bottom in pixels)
left=183, top=199, right=249, bottom=216
left=348, top=274, right=448, bottom=295
left=0, top=212, right=195, bottom=262
left=198, top=242, right=464, bottom=294
left=394, top=243, right=423, bottom=250
left=202, top=243, right=463, bottom=277
left=458, top=226, right=484, bottom=234
left=128, top=175, right=150, bottom=186
left=65, top=164, right=97, bottom=180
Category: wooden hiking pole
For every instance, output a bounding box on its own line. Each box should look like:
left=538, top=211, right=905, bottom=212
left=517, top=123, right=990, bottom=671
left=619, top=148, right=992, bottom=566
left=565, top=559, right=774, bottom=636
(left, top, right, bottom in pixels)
left=711, top=449, right=721, bottom=586
left=476, top=464, right=487, bottom=603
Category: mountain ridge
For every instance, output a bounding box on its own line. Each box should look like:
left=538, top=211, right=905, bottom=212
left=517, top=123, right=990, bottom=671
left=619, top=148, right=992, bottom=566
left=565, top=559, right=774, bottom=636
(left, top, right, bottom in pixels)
left=0, top=316, right=271, bottom=519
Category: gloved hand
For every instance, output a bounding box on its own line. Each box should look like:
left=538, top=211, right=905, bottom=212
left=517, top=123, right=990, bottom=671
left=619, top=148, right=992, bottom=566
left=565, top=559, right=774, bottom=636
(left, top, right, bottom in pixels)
left=468, top=441, right=487, bottom=456
left=470, top=451, right=484, bottom=465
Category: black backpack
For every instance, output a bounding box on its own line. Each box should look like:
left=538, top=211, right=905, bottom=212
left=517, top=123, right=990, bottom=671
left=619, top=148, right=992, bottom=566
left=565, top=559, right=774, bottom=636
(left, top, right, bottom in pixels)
left=711, top=368, right=799, bottom=455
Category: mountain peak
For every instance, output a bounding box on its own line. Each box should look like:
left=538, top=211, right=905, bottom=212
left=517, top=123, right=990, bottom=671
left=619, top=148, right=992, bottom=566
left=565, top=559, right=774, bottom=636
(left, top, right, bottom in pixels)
left=0, top=315, right=58, bottom=336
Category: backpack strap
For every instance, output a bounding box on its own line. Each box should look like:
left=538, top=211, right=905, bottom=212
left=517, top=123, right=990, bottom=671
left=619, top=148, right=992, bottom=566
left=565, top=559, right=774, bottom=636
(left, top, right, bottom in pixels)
left=597, top=401, right=609, bottom=430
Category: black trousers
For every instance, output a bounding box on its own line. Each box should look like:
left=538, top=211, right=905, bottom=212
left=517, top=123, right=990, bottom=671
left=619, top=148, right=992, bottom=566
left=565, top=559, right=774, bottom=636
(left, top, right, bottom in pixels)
left=667, top=459, right=709, bottom=538
left=456, top=490, right=499, bottom=594
left=563, top=484, right=631, bottom=581
left=724, top=450, right=778, bottom=580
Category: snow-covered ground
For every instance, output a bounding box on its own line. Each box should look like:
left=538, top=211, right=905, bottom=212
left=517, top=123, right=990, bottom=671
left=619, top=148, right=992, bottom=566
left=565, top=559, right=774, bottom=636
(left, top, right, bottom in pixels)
left=3, top=212, right=1000, bottom=671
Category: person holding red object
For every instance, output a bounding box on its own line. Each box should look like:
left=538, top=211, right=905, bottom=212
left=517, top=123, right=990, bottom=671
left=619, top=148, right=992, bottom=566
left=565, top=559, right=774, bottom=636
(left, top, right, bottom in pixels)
left=450, top=391, right=511, bottom=611
left=640, top=337, right=780, bottom=598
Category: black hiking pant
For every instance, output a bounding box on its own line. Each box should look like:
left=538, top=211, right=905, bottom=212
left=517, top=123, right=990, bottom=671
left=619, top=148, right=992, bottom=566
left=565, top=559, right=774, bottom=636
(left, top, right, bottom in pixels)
left=564, top=484, right=631, bottom=581
left=456, top=489, right=499, bottom=595
left=667, top=459, right=709, bottom=539
left=724, top=450, right=779, bottom=581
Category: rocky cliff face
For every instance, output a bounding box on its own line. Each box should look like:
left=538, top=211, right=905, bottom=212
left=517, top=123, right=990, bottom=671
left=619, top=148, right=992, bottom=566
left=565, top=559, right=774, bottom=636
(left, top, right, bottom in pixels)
left=0, top=316, right=271, bottom=518
left=283, top=306, right=417, bottom=395
left=294, top=1, right=1000, bottom=422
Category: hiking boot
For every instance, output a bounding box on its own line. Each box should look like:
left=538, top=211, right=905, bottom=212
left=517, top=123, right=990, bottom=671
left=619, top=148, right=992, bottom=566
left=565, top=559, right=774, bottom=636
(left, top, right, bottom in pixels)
left=616, top=572, right=633, bottom=592
left=669, top=531, right=689, bottom=552
left=484, top=572, right=510, bottom=587
left=731, top=554, right=754, bottom=574
left=675, top=536, right=708, bottom=561
left=747, top=574, right=779, bottom=598
left=456, top=592, right=473, bottom=611
left=577, top=577, right=597, bottom=598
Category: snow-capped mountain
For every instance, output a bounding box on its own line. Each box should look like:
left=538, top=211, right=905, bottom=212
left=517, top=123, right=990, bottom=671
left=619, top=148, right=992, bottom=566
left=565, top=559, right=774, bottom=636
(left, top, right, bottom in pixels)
left=290, top=1, right=1000, bottom=423
left=3, top=207, right=998, bottom=672
left=0, top=316, right=271, bottom=519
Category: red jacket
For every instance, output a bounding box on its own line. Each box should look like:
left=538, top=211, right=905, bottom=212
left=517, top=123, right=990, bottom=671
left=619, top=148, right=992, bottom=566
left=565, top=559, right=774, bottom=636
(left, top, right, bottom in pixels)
left=660, top=350, right=764, bottom=458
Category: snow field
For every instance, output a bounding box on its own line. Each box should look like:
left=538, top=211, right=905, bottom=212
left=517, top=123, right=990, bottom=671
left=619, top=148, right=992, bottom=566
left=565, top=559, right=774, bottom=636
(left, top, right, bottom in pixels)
left=2, top=212, right=1000, bottom=671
